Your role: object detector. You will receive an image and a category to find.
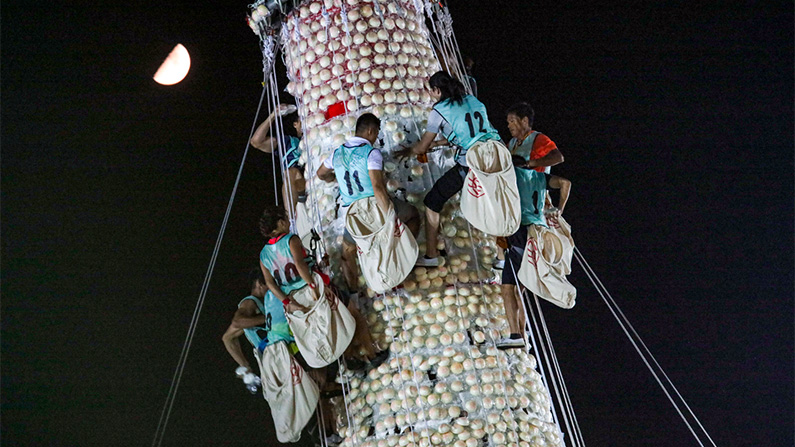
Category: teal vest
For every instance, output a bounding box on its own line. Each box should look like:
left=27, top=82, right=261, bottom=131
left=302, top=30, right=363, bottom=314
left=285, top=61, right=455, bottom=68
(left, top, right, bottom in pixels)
left=259, top=234, right=308, bottom=295
left=239, top=293, right=294, bottom=352
left=332, top=142, right=376, bottom=206
left=509, top=131, right=539, bottom=162
left=432, top=95, right=500, bottom=162
left=283, top=136, right=302, bottom=168
left=515, top=167, right=548, bottom=227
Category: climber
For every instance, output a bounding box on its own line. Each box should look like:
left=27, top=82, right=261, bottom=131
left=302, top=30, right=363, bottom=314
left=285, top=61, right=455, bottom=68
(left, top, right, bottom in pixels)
left=251, top=103, right=306, bottom=215
left=316, top=113, right=420, bottom=287
left=395, top=71, right=501, bottom=267
left=497, top=155, right=571, bottom=349
left=506, top=102, right=563, bottom=173
left=494, top=102, right=564, bottom=269
left=221, top=268, right=319, bottom=442
left=259, top=204, right=382, bottom=368
left=258, top=204, right=323, bottom=311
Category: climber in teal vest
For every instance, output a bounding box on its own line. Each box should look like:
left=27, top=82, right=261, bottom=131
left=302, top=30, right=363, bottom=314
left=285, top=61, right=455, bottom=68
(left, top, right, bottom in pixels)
left=251, top=104, right=306, bottom=217
left=222, top=268, right=299, bottom=391
left=317, top=113, right=419, bottom=290
left=395, top=71, right=501, bottom=267
left=258, top=204, right=323, bottom=311
left=497, top=155, right=571, bottom=349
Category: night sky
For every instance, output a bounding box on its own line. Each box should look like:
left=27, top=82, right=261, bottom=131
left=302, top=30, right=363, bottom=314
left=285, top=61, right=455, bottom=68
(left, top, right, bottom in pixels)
left=2, top=2, right=792, bottom=446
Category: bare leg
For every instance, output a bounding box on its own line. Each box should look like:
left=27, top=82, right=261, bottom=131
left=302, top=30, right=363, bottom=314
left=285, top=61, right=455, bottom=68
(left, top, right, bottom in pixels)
left=501, top=284, right=523, bottom=335
left=424, top=207, right=441, bottom=258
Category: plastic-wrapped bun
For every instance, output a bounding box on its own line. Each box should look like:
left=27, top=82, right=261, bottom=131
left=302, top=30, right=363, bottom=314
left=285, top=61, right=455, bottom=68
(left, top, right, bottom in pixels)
left=392, top=131, right=405, bottom=144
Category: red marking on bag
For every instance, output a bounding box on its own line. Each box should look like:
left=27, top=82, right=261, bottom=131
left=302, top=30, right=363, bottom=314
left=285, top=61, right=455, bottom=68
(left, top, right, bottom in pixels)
left=547, top=215, right=561, bottom=229
left=526, top=238, right=539, bottom=267
left=467, top=176, right=485, bottom=198
left=290, top=359, right=303, bottom=386
left=394, top=218, right=405, bottom=237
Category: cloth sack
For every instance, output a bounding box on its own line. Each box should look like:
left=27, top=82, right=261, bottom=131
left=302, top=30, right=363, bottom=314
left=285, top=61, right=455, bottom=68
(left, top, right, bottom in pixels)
left=255, top=341, right=319, bottom=443
left=461, top=140, right=521, bottom=236
left=345, top=196, right=418, bottom=293
left=545, top=212, right=575, bottom=275
left=286, top=274, right=356, bottom=368
left=294, top=202, right=314, bottom=248
left=517, top=217, right=577, bottom=309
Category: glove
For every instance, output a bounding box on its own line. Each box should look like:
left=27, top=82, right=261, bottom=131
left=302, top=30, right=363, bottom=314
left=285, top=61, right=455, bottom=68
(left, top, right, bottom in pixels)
left=243, top=372, right=261, bottom=394
left=235, top=366, right=250, bottom=378
left=243, top=372, right=261, bottom=386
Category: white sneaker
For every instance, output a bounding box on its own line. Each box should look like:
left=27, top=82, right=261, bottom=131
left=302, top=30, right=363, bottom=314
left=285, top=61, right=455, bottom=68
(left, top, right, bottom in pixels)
left=493, top=259, right=505, bottom=270
left=416, top=256, right=440, bottom=267
left=496, top=337, right=525, bottom=349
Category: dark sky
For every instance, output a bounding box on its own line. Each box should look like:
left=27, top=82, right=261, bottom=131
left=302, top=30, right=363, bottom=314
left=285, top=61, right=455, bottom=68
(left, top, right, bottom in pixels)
left=2, top=2, right=792, bottom=446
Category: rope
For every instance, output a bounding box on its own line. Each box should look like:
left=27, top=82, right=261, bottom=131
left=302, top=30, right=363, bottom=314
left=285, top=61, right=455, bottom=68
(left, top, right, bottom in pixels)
left=507, top=241, right=573, bottom=444
left=150, top=83, right=270, bottom=447
left=530, top=292, right=583, bottom=447
left=573, top=247, right=718, bottom=447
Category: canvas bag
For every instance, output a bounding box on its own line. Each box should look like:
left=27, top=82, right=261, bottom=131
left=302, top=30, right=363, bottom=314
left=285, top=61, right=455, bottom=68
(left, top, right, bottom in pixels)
left=545, top=213, right=575, bottom=275
left=461, top=140, right=521, bottom=236
left=345, top=196, right=418, bottom=293
left=517, top=218, right=577, bottom=309
left=255, top=341, right=319, bottom=443
left=286, top=274, right=356, bottom=368
left=294, top=201, right=314, bottom=248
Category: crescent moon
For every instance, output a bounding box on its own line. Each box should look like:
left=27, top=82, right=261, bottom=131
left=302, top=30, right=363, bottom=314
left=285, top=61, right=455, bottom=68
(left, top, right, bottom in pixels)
left=153, top=44, right=191, bottom=85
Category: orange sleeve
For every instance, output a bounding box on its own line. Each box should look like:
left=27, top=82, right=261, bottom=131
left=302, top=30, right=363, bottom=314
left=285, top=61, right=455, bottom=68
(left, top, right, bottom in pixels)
left=530, top=134, right=558, bottom=172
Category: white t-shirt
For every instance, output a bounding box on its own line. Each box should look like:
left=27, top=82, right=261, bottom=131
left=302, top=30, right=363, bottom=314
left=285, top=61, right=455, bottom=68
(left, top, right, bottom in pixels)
left=426, top=109, right=453, bottom=139
left=427, top=109, right=466, bottom=166
left=322, top=136, right=383, bottom=170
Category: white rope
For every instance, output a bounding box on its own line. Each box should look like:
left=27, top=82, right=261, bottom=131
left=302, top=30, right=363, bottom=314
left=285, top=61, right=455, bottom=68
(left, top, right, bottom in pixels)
left=531, top=293, right=584, bottom=447
left=507, top=249, right=567, bottom=442
left=524, top=288, right=575, bottom=446
left=573, top=247, right=717, bottom=447
left=151, top=83, right=270, bottom=447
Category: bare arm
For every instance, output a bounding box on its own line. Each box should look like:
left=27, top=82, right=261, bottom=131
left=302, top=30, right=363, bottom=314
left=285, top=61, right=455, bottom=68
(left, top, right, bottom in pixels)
left=222, top=324, right=250, bottom=369
left=527, top=149, right=564, bottom=169
left=289, top=235, right=318, bottom=297
left=548, top=175, right=571, bottom=215
left=260, top=260, right=290, bottom=303
left=394, top=131, right=438, bottom=159
left=250, top=112, right=279, bottom=154
left=316, top=163, right=336, bottom=182
left=222, top=300, right=263, bottom=369
left=250, top=104, right=292, bottom=153
left=369, top=169, right=393, bottom=215
left=411, top=131, right=438, bottom=156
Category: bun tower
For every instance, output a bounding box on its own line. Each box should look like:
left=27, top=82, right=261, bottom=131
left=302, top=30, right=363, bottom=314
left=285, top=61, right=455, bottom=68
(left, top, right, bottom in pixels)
left=247, top=2, right=565, bottom=446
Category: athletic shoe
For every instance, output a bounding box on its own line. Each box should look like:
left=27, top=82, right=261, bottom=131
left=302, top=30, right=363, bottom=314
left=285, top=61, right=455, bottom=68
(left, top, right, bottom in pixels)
left=493, top=259, right=505, bottom=270
left=416, top=256, right=440, bottom=267
left=496, top=337, right=525, bottom=349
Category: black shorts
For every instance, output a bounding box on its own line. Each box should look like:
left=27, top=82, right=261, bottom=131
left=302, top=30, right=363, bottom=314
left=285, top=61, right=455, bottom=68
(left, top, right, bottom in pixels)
left=423, top=164, right=469, bottom=213
left=501, top=225, right=529, bottom=286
